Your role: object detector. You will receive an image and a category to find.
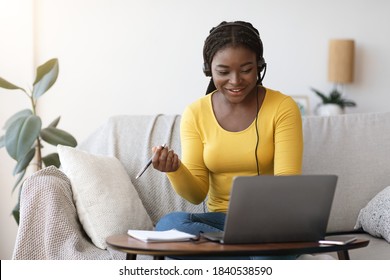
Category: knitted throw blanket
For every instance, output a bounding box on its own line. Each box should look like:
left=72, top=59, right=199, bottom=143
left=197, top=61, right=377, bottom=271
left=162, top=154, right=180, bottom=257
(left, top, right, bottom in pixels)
left=13, top=114, right=203, bottom=259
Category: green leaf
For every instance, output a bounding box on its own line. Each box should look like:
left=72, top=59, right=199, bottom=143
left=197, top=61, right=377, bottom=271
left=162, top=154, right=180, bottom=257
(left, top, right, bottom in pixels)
left=12, top=203, right=20, bottom=225
left=343, top=101, right=357, bottom=107
left=12, top=169, right=26, bottom=194
left=311, top=87, right=356, bottom=107
left=5, top=117, right=27, bottom=160
left=330, top=90, right=341, bottom=101
left=0, top=76, right=25, bottom=91
left=16, top=115, right=41, bottom=161
left=3, top=109, right=33, bottom=129
left=32, top=58, right=59, bottom=99
left=40, top=127, right=77, bottom=147
left=48, top=116, right=61, bottom=128
left=5, top=115, right=42, bottom=161
left=13, top=148, right=35, bottom=175
left=12, top=186, right=22, bottom=225
left=0, top=134, right=4, bottom=148
left=42, top=152, right=61, bottom=168
left=311, top=88, right=329, bottom=103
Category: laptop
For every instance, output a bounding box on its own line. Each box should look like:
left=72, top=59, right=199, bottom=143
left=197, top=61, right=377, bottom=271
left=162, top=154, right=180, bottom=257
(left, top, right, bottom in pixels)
left=202, top=175, right=337, bottom=244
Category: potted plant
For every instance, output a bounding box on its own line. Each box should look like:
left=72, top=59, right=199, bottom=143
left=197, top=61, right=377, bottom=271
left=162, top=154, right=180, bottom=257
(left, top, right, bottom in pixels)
left=0, top=58, right=77, bottom=224
left=311, top=87, right=356, bottom=116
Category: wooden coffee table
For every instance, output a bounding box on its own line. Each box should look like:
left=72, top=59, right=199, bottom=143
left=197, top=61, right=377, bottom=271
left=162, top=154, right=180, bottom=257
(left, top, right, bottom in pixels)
left=106, top=234, right=369, bottom=260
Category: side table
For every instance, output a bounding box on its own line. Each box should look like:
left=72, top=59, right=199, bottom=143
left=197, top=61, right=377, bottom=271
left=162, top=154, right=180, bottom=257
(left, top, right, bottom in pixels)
left=106, top=234, right=369, bottom=260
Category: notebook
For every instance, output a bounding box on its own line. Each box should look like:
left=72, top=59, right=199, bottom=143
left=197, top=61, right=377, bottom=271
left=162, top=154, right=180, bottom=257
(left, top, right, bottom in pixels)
left=127, top=229, right=197, bottom=243
left=202, top=175, right=337, bottom=244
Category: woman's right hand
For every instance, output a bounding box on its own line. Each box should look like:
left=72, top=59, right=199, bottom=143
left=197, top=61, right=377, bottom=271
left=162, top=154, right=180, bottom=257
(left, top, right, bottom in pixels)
left=151, top=145, right=180, bottom=173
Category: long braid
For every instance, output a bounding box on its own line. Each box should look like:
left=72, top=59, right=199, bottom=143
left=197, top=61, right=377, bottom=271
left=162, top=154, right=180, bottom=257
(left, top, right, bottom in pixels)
left=203, top=21, right=265, bottom=95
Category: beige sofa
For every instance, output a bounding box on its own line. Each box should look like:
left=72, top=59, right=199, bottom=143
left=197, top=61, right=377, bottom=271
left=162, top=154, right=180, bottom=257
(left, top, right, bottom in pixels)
left=13, top=112, right=390, bottom=259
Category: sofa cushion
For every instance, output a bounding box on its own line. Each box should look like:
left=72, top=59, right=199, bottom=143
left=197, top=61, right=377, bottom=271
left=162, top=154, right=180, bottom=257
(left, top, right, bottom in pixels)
left=302, top=112, right=390, bottom=232
left=78, top=115, right=205, bottom=224
left=355, top=186, right=390, bottom=243
left=57, top=145, right=153, bottom=250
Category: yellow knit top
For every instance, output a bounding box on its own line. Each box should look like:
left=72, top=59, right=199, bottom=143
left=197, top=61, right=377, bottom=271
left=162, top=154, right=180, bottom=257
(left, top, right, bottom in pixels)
left=167, top=87, right=303, bottom=213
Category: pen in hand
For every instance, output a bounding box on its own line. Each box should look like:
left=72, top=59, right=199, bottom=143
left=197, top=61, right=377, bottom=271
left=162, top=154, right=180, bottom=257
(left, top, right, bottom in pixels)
left=135, top=144, right=167, bottom=179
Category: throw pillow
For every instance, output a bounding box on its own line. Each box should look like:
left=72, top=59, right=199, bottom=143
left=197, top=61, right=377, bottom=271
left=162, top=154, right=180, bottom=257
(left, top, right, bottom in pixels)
left=57, top=145, right=153, bottom=249
left=354, top=186, right=390, bottom=243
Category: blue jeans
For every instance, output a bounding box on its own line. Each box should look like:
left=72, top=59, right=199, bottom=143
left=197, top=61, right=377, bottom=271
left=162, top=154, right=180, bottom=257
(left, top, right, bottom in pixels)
left=156, top=211, right=297, bottom=260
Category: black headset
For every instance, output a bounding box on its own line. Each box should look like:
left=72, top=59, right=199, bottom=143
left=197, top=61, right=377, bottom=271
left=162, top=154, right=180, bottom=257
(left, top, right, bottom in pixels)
left=202, top=22, right=267, bottom=80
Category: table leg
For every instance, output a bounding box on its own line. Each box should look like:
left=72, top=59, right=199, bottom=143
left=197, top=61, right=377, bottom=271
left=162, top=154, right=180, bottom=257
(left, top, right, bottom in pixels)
left=126, top=253, right=137, bottom=260
left=337, top=250, right=350, bottom=260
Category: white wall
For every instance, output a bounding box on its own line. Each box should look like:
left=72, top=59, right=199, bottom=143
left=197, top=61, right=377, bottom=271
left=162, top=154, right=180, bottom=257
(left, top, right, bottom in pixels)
left=35, top=0, right=390, bottom=136
left=0, top=0, right=34, bottom=260
left=1, top=0, right=390, bottom=259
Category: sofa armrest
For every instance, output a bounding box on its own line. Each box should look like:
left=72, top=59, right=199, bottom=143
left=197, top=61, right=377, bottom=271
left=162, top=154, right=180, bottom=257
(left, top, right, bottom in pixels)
left=12, top=166, right=125, bottom=260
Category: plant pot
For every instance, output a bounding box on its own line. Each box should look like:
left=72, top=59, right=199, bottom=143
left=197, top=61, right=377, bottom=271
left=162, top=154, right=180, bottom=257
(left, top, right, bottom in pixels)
left=316, top=104, right=345, bottom=116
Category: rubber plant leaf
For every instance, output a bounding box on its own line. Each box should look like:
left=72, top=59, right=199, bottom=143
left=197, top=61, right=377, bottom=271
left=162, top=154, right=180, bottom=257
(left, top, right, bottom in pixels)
left=42, top=152, right=61, bottom=168
left=3, top=109, right=32, bottom=129
left=5, top=115, right=42, bottom=161
left=12, top=169, right=26, bottom=194
left=13, top=148, right=36, bottom=176
left=32, top=58, right=59, bottom=99
left=0, top=77, right=25, bottom=91
left=40, top=127, right=77, bottom=147
left=0, top=134, right=4, bottom=149
left=5, top=117, right=27, bottom=160
left=12, top=187, right=22, bottom=225
left=48, top=116, right=61, bottom=128
left=12, top=202, right=20, bottom=225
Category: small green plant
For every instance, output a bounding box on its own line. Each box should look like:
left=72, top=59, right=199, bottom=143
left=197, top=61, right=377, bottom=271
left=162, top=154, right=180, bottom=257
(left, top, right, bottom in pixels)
left=0, top=58, right=77, bottom=224
left=311, top=88, right=356, bottom=109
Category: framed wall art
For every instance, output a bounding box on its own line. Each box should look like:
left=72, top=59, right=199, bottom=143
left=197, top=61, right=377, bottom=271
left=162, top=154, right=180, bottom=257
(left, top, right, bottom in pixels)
left=291, top=95, right=310, bottom=116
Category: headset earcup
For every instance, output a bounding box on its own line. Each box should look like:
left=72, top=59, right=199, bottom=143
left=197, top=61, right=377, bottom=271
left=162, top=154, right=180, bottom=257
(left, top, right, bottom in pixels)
left=257, top=57, right=266, bottom=73
left=203, top=63, right=212, bottom=77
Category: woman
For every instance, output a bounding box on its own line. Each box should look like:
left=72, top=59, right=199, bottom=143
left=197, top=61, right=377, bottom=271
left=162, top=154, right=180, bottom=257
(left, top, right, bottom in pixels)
left=152, top=21, right=303, bottom=252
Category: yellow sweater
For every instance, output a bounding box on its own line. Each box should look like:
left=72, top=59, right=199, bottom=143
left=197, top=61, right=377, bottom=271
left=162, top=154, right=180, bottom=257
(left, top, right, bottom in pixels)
left=167, top=87, right=303, bottom=213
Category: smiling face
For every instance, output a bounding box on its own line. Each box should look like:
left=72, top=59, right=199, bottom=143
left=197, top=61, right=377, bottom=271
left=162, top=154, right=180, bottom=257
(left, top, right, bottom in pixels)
left=211, top=46, right=259, bottom=104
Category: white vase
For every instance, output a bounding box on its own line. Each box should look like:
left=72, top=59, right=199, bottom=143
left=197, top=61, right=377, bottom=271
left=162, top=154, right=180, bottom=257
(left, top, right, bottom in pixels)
left=316, top=104, right=345, bottom=116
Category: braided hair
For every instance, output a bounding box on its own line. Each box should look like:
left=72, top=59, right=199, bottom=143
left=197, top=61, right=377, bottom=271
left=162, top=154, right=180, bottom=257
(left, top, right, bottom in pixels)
left=203, top=21, right=265, bottom=95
